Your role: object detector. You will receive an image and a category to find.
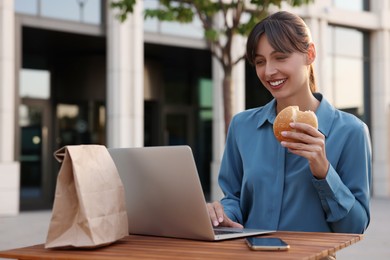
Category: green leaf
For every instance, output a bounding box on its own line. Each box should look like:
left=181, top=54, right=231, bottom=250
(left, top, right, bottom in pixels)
left=110, top=0, right=137, bottom=22
left=205, top=29, right=219, bottom=42
left=144, top=5, right=194, bottom=23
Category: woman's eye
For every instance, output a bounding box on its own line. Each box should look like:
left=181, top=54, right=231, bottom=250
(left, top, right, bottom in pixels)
left=276, top=56, right=287, bottom=60
left=255, top=60, right=265, bottom=65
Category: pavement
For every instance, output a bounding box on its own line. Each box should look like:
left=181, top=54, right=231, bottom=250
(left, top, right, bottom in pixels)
left=0, top=197, right=389, bottom=259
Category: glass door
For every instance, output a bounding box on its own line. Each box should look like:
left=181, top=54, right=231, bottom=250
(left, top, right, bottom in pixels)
left=19, top=99, right=52, bottom=209
left=19, top=68, right=52, bottom=210
left=56, top=102, right=106, bottom=149
left=164, top=107, right=194, bottom=147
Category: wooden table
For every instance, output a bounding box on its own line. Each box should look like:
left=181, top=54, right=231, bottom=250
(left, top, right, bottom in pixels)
left=0, top=231, right=363, bottom=260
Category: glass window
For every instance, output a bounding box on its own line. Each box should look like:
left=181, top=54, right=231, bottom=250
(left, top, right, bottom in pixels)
left=166, top=114, right=188, bottom=145
left=164, top=68, right=191, bottom=105
left=57, top=102, right=105, bottom=146
left=197, top=79, right=212, bottom=199
left=144, top=0, right=203, bottom=39
left=144, top=0, right=159, bottom=33
left=78, top=0, right=101, bottom=24
left=327, top=26, right=369, bottom=122
left=15, top=0, right=101, bottom=24
left=41, top=0, right=100, bottom=24
left=333, top=57, right=364, bottom=111
left=333, top=27, right=363, bottom=57
left=20, top=69, right=50, bottom=99
left=19, top=104, right=43, bottom=199
left=198, top=79, right=212, bottom=109
left=15, top=0, right=38, bottom=15
left=160, top=18, right=203, bottom=38
left=332, top=0, right=369, bottom=11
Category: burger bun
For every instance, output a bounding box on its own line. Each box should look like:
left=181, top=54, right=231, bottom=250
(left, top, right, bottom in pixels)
left=273, top=106, right=318, bottom=142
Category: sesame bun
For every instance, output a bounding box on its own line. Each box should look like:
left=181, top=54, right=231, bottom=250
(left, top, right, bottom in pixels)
left=273, top=106, right=318, bottom=142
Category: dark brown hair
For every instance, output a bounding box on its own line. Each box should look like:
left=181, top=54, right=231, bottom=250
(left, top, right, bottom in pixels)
left=246, top=11, right=317, bottom=93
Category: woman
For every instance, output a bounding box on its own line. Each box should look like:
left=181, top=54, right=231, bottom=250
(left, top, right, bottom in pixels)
left=207, top=11, right=372, bottom=234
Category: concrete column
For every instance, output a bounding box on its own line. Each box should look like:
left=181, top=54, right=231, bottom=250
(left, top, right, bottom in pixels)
left=300, top=3, right=333, bottom=101
left=0, top=0, right=20, bottom=215
left=211, top=56, right=225, bottom=201
left=210, top=34, right=246, bottom=201
left=370, top=13, right=390, bottom=197
left=232, top=35, right=246, bottom=114
left=305, top=15, right=333, bottom=102
left=106, top=0, right=144, bottom=148
left=316, top=18, right=334, bottom=103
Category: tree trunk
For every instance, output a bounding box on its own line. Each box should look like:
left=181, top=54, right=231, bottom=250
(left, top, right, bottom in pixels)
left=222, top=67, right=233, bottom=136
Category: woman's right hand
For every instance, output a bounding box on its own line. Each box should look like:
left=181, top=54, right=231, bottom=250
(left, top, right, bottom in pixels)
left=206, top=201, right=243, bottom=228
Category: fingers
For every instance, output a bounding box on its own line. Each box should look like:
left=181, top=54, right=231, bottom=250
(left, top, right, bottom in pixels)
left=281, top=122, right=324, bottom=145
left=206, top=201, right=243, bottom=228
left=225, top=218, right=244, bottom=228
left=280, top=122, right=329, bottom=179
left=207, top=202, right=223, bottom=227
left=281, top=122, right=325, bottom=155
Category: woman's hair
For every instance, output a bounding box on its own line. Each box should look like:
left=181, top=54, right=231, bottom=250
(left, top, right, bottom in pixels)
left=246, top=11, right=317, bottom=93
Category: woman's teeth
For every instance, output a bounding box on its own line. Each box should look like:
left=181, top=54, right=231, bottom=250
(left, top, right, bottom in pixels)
left=270, top=79, right=285, bottom=86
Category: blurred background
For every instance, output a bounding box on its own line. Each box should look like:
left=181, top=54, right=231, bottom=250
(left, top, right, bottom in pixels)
left=0, top=0, right=389, bottom=258
left=0, top=0, right=389, bottom=217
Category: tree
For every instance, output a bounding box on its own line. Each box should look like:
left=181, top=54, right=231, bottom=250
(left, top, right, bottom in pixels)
left=111, top=0, right=313, bottom=135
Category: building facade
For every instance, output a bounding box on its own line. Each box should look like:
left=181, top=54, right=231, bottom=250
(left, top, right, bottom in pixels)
left=0, top=0, right=389, bottom=215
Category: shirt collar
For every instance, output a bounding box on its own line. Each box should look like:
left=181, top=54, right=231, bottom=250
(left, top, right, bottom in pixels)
left=256, top=93, right=335, bottom=138
left=314, top=93, right=335, bottom=138
left=256, top=99, right=277, bottom=128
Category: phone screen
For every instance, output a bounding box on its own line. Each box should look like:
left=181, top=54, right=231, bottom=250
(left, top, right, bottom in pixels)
left=246, top=237, right=290, bottom=251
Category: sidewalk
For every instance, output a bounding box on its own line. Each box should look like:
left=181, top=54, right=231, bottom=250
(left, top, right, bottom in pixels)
left=0, top=197, right=389, bottom=259
left=337, top=197, right=390, bottom=259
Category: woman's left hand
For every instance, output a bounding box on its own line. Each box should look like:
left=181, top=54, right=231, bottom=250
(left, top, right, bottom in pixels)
left=280, top=122, right=329, bottom=179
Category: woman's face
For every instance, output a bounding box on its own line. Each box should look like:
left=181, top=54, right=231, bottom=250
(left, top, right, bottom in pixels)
left=254, top=34, right=312, bottom=101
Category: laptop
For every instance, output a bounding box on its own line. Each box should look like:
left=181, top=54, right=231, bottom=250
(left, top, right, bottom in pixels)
left=108, top=145, right=275, bottom=241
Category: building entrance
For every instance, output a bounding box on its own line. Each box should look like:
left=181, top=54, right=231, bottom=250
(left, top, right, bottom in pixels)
left=19, top=25, right=106, bottom=210
left=19, top=98, right=53, bottom=210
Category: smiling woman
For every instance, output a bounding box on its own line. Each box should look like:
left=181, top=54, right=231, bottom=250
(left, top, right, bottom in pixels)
left=246, top=11, right=317, bottom=99
left=207, top=11, right=372, bottom=243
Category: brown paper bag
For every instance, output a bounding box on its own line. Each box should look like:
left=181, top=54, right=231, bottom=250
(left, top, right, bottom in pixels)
left=45, top=145, right=128, bottom=249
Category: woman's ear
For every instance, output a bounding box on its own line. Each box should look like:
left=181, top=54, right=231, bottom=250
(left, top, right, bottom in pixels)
left=306, top=43, right=316, bottom=65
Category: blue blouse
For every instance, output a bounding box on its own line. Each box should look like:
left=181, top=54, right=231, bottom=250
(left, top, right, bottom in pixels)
left=219, top=93, right=372, bottom=234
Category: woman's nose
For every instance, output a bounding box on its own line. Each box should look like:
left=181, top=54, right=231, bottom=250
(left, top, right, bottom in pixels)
left=265, top=62, right=277, bottom=77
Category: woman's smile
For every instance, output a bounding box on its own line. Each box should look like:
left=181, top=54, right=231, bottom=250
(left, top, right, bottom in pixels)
left=268, top=78, right=286, bottom=90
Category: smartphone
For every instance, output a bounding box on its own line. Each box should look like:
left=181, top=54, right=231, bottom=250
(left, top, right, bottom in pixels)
left=246, top=237, right=290, bottom=251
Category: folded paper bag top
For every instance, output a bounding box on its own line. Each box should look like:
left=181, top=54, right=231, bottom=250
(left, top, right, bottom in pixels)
left=45, top=145, right=129, bottom=249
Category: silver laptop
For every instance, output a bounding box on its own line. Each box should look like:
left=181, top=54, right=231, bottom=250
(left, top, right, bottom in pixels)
left=108, top=145, right=274, bottom=241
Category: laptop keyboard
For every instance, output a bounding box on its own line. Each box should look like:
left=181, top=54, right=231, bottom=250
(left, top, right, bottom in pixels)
left=214, top=228, right=244, bottom=235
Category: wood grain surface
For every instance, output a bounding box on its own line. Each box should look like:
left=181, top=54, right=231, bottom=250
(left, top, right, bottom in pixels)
left=0, top=231, right=363, bottom=260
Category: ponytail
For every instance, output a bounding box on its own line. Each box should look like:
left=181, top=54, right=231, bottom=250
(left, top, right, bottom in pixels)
left=309, top=64, right=317, bottom=93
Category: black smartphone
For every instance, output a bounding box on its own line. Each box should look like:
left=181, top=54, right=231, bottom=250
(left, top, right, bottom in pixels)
left=246, top=237, right=290, bottom=251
